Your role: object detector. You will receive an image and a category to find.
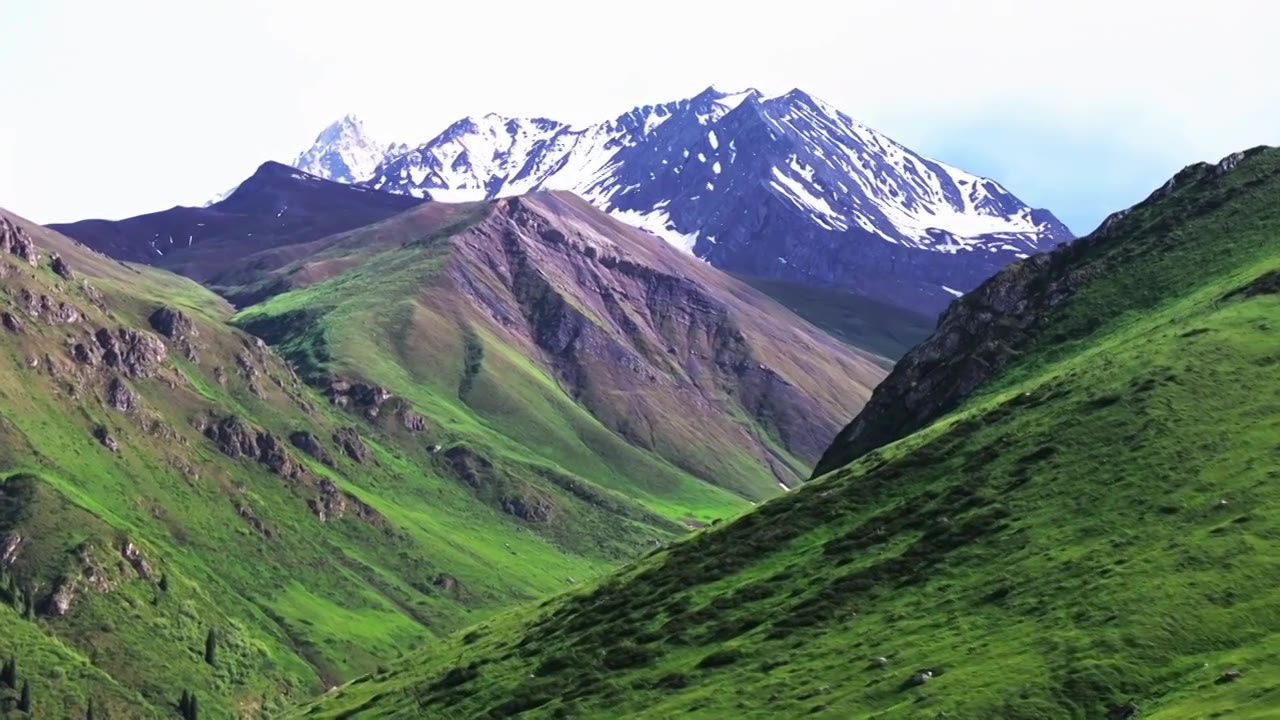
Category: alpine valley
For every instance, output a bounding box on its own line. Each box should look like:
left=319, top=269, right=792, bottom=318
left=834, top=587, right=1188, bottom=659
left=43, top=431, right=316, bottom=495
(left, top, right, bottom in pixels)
left=2, top=80, right=1277, bottom=720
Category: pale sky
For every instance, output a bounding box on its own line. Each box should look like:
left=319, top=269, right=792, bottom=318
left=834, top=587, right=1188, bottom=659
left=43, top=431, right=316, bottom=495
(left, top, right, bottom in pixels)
left=1, top=0, right=1276, bottom=234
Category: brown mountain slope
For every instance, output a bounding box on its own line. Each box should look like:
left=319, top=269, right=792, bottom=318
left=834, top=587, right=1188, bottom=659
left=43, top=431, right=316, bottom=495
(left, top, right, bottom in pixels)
left=233, top=191, right=886, bottom=499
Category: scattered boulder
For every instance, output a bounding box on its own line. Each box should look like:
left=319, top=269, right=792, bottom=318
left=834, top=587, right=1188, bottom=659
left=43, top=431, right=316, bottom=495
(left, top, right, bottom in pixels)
left=50, top=254, right=73, bottom=280
left=332, top=427, right=369, bottom=464
left=93, top=425, right=119, bottom=452
left=1, top=312, right=21, bottom=333
left=120, top=541, right=154, bottom=579
left=107, top=377, right=137, bottom=413
left=289, top=431, right=335, bottom=467
left=870, top=657, right=889, bottom=669
left=908, top=670, right=933, bottom=686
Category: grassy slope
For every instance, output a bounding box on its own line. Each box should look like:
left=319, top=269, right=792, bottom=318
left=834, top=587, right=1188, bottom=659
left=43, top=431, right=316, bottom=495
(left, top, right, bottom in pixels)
left=230, top=213, right=749, bottom=523
left=0, top=211, right=682, bottom=718
left=733, top=274, right=936, bottom=365
left=289, top=149, right=1280, bottom=719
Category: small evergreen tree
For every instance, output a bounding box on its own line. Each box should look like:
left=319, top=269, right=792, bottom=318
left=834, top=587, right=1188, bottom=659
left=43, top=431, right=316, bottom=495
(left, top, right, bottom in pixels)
left=203, top=628, right=217, bottom=666
left=188, top=693, right=198, bottom=720
left=22, top=592, right=35, bottom=620
left=1, top=656, right=14, bottom=688
left=18, top=680, right=31, bottom=713
left=158, top=573, right=169, bottom=593
left=87, top=697, right=95, bottom=720
left=178, top=689, right=190, bottom=718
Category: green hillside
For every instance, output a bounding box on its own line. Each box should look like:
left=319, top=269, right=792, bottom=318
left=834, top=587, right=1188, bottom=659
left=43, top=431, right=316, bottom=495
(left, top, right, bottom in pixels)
left=291, top=147, right=1280, bottom=719
left=0, top=211, right=681, bottom=718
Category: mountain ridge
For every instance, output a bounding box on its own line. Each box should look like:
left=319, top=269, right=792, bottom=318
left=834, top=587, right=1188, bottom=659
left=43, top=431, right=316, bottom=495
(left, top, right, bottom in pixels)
left=286, top=86, right=1072, bottom=313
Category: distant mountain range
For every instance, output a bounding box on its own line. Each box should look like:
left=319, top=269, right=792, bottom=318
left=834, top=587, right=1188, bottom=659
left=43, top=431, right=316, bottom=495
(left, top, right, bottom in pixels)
left=281, top=86, right=1074, bottom=313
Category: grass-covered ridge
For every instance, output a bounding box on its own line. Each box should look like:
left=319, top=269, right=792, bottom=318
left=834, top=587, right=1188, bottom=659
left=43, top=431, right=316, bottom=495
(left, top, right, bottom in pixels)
left=290, top=147, right=1280, bottom=719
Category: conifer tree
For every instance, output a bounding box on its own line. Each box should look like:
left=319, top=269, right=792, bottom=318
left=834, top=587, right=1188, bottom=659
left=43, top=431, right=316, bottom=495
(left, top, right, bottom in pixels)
left=188, top=693, right=198, bottom=720
left=18, top=680, right=31, bottom=713
left=1, top=656, right=14, bottom=688
left=158, top=573, right=169, bottom=593
left=87, top=697, right=95, bottom=720
left=204, top=628, right=217, bottom=666
left=178, top=689, right=190, bottom=718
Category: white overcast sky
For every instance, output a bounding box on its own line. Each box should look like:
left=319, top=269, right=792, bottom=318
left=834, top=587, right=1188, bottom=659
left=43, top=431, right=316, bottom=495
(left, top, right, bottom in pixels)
left=1, top=0, right=1276, bottom=233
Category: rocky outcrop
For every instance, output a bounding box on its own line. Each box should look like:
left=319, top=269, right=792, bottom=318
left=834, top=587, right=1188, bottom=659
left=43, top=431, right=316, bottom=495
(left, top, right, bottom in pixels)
left=196, top=414, right=302, bottom=480
left=332, top=427, right=368, bottom=463
left=235, top=502, right=274, bottom=539
left=93, top=425, right=119, bottom=452
left=107, top=378, right=137, bottom=413
left=120, top=541, right=154, bottom=580
left=19, top=289, right=81, bottom=325
left=50, top=254, right=73, bottom=280
left=289, top=431, right=335, bottom=467
left=0, top=533, right=23, bottom=568
left=89, top=327, right=168, bottom=379
left=147, top=306, right=196, bottom=341
left=500, top=493, right=556, bottom=523
left=2, top=312, right=22, bottom=333
left=309, top=478, right=382, bottom=523
left=46, top=577, right=79, bottom=616
left=1, top=216, right=38, bottom=266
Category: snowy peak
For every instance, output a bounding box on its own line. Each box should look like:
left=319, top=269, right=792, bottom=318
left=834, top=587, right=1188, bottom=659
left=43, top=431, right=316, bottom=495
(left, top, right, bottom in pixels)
left=290, top=87, right=1073, bottom=312
left=292, top=113, right=405, bottom=185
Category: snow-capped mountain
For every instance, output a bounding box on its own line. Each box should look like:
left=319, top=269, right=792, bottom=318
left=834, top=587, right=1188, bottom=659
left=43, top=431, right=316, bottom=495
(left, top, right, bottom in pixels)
left=293, top=87, right=1072, bottom=313
left=293, top=113, right=408, bottom=184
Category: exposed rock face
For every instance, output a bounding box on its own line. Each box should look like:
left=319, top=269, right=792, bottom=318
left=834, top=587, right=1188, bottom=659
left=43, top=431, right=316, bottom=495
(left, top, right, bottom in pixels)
left=197, top=415, right=302, bottom=480
left=1, top=312, right=22, bottom=333
left=79, top=327, right=169, bottom=379
left=289, top=431, right=335, bottom=467
left=332, top=427, right=368, bottom=463
left=50, top=254, right=73, bottom=280
left=1, top=216, right=38, bottom=266
left=107, top=377, right=137, bottom=413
